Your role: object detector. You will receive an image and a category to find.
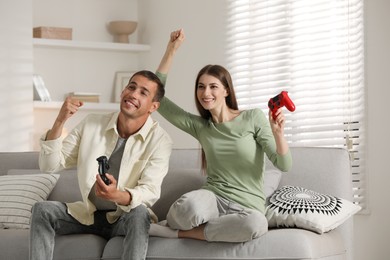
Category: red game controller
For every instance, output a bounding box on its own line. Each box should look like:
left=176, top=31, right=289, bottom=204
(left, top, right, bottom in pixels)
left=268, top=91, right=296, bottom=119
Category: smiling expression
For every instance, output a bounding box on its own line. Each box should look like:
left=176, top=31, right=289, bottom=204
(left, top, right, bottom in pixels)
left=196, top=74, right=228, bottom=112
left=120, top=75, right=159, bottom=119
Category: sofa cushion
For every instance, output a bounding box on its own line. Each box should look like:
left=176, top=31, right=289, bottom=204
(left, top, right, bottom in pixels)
left=101, top=228, right=345, bottom=260
left=54, top=234, right=107, bottom=260
left=266, top=185, right=361, bottom=234
left=0, top=173, right=59, bottom=229
left=8, top=169, right=82, bottom=202
left=0, top=229, right=29, bottom=259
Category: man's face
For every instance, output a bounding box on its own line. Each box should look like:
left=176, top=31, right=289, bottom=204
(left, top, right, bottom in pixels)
left=119, top=74, right=160, bottom=119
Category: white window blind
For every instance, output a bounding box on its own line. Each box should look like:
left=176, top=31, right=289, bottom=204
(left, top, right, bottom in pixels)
left=226, top=0, right=366, bottom=211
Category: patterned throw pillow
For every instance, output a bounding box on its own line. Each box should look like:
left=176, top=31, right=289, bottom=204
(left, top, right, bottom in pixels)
left=266, top=185, right=361, bottom=234
left=0, top=173, right=59, bottom=229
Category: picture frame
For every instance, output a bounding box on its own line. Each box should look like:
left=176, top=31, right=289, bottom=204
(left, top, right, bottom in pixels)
left=33, top=74, right=51, bottom=102
left=114, top=71, right=134, bottom=102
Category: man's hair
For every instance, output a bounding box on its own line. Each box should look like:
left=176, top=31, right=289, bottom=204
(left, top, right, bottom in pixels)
left=130, top=70, right=165, bottom=102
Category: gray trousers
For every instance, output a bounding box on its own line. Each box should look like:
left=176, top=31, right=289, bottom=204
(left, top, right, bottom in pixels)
left=166, top=189, right=268, bottom=242
left=29, top=201, right=150, bottom=260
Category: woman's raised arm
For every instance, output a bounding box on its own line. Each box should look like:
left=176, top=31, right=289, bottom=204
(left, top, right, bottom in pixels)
left=157, top=29, right=185, bottom=75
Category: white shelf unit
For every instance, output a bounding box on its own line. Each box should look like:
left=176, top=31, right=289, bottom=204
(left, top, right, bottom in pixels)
left=34, top=101, right=119, bottom=111
left=33, top=38, right=151, bottom=52
left=33, top=38, right=150, bottom=110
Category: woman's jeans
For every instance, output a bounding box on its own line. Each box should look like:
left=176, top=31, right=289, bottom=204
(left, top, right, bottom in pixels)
left=29, top=201, right=150, bottom=260
left=167, top=189, right=268, bottom=242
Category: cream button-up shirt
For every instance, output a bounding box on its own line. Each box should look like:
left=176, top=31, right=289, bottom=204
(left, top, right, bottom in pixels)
left=39, top=112, right=172, bottom=225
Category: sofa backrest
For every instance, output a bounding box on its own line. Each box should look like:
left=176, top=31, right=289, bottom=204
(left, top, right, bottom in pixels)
left=0, top=151, right=39, bottom=176
left=151, top=168, right=205, bottom=220
left=0, top=147, right=353, bottom=217
left=279, top=147, right=352, bottom=201
left=167, top=147, right=353, bottom=199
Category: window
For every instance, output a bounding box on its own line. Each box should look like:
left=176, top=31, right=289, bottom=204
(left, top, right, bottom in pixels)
left=226, top=0, right=366, bottom=211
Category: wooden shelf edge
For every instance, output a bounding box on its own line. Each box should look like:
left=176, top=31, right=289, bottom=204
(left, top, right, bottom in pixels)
left=33, top=38, right=151, bottom=52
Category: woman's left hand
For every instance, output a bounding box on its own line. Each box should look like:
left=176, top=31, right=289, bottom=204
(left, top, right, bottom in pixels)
left=269, top=108, right=285, bottom=135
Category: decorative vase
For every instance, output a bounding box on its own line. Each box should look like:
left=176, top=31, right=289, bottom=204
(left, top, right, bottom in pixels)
left=108, top=21, right=138, bottom=43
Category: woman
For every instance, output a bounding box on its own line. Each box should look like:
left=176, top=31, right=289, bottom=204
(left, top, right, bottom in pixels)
left=150, top=29, right=292, bottom=242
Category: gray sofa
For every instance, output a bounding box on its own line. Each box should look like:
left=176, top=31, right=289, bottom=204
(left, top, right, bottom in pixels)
left=0, top=147, right=355, bottom=260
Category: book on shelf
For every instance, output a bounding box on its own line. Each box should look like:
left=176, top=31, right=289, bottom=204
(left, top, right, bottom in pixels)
left=68, top=92, right=100, bottom=103
left=33, top=74, right=52, bottom=102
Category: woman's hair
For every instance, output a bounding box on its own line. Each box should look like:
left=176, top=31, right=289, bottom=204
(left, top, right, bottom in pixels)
left=194, top=65, right=238, bottom=119
left=130, top=70, right=165, bottom=102
left=194, top=64, right=239, bottom=172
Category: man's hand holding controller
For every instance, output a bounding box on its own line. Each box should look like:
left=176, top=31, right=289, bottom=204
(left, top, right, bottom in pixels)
left=95, top=156, right=132, bottom=206
left=96, top=156, right=111, bottom=185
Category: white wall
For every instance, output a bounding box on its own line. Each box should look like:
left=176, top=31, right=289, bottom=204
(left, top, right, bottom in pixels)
left=0, top=0, right=33, bottom=151
left=31, top=0, right=227, bottom=149
left=32, top=0, right=139, bottom=103
left=138, top=0, right=227, bottom=148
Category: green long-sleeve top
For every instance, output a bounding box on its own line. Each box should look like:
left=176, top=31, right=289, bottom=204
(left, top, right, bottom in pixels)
left=156, top=72, right=292, bottom=213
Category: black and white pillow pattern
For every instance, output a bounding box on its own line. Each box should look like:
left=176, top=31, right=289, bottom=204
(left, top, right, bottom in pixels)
left=266, top=185, right=361, bottom=234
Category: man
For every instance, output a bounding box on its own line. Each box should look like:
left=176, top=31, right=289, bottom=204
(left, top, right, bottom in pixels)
left=30, top=70, right=172, bottom=260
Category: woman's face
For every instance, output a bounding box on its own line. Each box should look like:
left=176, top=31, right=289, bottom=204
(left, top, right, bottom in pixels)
left=196, top=74, right=228, bottom=111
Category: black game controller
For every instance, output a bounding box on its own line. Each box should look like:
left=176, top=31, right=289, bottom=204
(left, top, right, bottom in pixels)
left=96, top=156, right=111, bottom=185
